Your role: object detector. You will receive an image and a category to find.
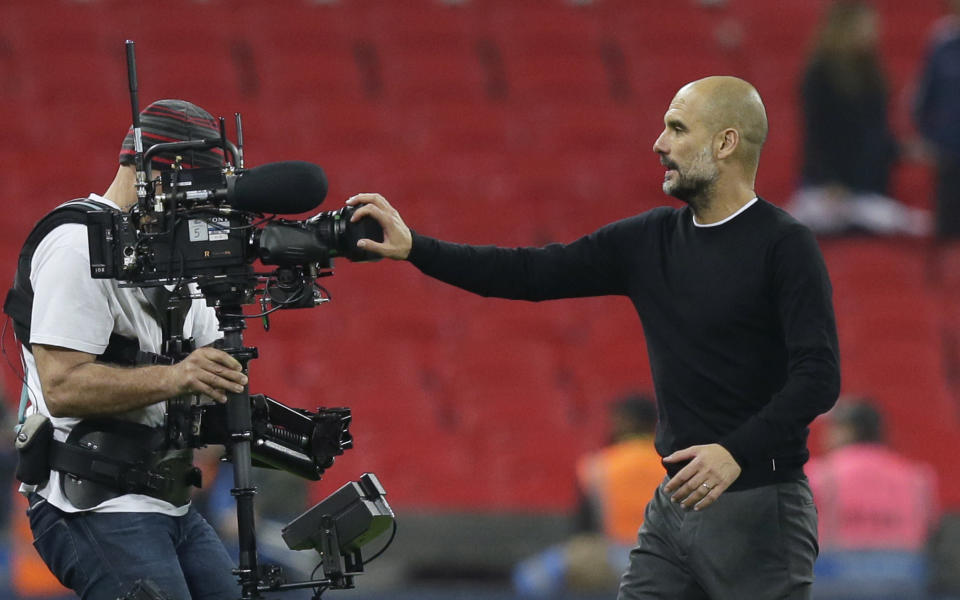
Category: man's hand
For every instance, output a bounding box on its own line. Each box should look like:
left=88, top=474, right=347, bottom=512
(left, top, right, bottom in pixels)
left=169, top=347, right=247, bottom=404
left=345, top=193, right=413, bottom=260
left=662, top=443, right=741, bottom=511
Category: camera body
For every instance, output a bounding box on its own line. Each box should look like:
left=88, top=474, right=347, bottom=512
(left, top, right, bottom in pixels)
left=88, top=167, right=249, bottom=286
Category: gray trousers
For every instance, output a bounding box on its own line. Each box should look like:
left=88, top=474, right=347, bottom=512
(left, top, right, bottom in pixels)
left=618, top=477, right=818, bottom=600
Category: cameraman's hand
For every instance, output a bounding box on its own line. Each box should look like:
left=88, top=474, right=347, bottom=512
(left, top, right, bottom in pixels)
left=345, top=193, right=413, bottom=260
left=170, top=347, right=247, bottom=404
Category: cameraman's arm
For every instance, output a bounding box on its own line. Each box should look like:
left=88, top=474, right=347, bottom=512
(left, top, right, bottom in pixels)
left=33, top=344, right=246, bottom=418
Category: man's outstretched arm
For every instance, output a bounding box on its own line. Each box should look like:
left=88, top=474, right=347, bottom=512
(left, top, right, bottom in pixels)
left=346, top=193, right=627, bottom=300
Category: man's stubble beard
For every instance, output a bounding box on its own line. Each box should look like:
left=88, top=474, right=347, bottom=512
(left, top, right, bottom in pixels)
left=663, top=146, right=719, bottom=209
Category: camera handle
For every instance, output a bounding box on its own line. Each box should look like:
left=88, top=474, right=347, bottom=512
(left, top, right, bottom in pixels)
left=217, top=304, right=262, bottom=600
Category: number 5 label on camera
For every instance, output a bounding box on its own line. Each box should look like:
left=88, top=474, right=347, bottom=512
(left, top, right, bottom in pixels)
left=189, top=217, right=230, bottom=242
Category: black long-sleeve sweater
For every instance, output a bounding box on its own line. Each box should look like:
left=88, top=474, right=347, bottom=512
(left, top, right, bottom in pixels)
left=408, top=199, right=841, bottom=490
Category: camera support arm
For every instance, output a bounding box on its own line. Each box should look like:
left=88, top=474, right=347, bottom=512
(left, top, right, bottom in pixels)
left=216, top=299, right=263, bottom=600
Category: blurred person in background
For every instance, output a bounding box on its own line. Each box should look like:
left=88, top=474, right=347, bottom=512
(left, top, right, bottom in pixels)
left=914, top=0, right=960, bottom=238
left=347, top=75, right=841, bottom=600
left=513, top=392, right=662, bottom=597
left=788, top=0, right=930, bottom=236
left=806, top=398, right=939, bottom=600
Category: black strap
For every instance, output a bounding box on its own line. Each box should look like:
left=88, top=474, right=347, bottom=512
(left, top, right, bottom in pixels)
left=3, top=199, right=115, bottom=351
left=3, top=198, right=185, bottom=366
left=97, top=333, right=176, bottom=366
left=48, top=441, right=168, bottom=495
left=51, top=418, right=202, bottom=505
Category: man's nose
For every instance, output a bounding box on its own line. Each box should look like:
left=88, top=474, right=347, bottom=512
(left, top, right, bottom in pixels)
left=653, top=132, right=668, bottom=155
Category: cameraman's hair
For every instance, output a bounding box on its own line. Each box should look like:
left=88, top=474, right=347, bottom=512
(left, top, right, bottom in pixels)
left=118, top=99, right=224, bottom=171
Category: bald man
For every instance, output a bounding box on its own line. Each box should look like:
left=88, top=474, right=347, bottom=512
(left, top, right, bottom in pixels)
left=347, top=76, right=840, bottom=599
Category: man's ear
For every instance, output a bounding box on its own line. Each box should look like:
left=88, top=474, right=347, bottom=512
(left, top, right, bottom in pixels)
left=715, top=128, right=739, bottom=160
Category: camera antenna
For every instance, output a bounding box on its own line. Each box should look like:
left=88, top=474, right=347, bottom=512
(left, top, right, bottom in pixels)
left=124, top=40, right=148, bottom=207
left=235, top=112, right=245, bottom=169
left=218, top=117, right=230, bottom=167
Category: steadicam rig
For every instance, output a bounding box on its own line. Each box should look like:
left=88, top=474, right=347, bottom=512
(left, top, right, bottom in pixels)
left=97, top=41, right=394, bottom=600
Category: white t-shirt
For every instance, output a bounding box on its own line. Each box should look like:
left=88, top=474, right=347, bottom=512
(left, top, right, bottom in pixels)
left=22, top=194, right=222, bottom=515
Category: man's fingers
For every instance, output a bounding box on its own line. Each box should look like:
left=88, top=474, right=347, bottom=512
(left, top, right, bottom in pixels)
left=216, top=369, right=248, bottom=389
left=664, top=459, right=698, bottom=492
left=347, top=192, right=385, bottom=203
left=669, top=469, right=736, bottom=509
left=191, top=378, right=229, bottom=404
left=678, top=478, right=720, bottom=507
left=203, top=369, right=246, bottom=394
left=693, top=484, right=723, bottom=511
left=198, top=347, right=244, bottom=371
left=670, top=474, right=709, bottom=503
left=356, top=239, right=389, bottom=253
left=663, top=446, right=697, bottom=463
left=350, top=203, right=390, bottom=226
left=207, top=387, right=229, bottom=404
left=199, top=356, right=247, bottom=390
left=664, top=472, right=685, bottom=493
left=199, top=357, right=247, bottom=387
left=346, top=193, right=389, bottom=211
left=182, top=365, right=243, bottom=402
left=176, top=348, right=248, bottom=398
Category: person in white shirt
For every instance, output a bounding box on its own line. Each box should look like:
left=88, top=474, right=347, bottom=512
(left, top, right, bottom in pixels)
left=9, top=99, right=247, bottom=600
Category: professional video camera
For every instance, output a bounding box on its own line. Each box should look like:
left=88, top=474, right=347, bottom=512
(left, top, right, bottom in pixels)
left=94, top=41, right=394, bottom=600
left=86, top=139, right=384, bottom=308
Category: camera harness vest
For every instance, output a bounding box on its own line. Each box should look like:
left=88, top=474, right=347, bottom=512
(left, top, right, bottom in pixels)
left=3, top=199, right=202, bottom=509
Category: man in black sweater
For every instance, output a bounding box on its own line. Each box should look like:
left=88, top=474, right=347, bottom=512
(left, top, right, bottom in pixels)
left=346, top=76, right=840, bottom=599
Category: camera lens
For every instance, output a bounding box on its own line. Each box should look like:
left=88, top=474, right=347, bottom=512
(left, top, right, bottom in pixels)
left=309, top=206, right=384, bottom=262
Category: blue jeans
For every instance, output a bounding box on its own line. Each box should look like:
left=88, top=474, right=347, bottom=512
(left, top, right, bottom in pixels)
left=27, top=494, right=238, bottom=600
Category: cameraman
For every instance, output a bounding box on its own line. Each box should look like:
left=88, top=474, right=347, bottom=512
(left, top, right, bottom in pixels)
left=6, top=100, right=245, bottom=599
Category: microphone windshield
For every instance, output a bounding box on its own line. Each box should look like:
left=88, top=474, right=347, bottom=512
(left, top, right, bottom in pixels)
left=231, top=161, right=328, bottom=214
